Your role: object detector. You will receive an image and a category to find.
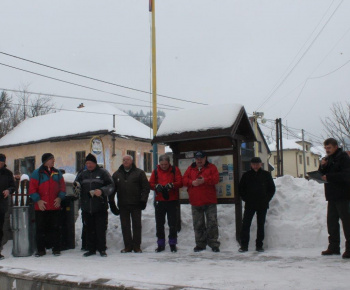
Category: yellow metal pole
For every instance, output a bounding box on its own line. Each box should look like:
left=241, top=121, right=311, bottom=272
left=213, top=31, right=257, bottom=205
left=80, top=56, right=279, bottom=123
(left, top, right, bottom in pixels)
left=151, top=0, right=158, bottom=169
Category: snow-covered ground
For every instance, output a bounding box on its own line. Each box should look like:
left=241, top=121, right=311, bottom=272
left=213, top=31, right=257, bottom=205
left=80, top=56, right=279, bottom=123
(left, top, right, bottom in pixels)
left=1, top=176, right=349, bottom=289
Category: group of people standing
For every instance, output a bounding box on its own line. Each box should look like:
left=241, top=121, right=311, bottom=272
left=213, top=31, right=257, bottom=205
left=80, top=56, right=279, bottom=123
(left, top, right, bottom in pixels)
left=0, top=137, right=349, bottom=260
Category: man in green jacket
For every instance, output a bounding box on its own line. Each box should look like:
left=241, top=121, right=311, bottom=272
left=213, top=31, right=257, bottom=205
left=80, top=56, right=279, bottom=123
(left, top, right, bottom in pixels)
left=112, top=155, right=150, bottom=253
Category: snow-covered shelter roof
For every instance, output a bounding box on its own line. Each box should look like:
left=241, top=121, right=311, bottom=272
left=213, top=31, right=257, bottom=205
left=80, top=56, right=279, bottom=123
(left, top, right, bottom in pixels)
left=153, top=103, right=256, bottom=144
left=269, top=139, right=324, bottom=156
left=0, top=104, right=153, bottom=147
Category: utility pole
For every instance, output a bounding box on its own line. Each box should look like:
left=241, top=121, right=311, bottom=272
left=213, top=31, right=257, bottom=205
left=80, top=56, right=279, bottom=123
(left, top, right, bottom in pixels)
left=253, top=112, right=264, bottom=157
left=301, top=129, right=307, bottom=178
left=275, top=118, right=284, bottom=177
left=150, top=0, right=158, bottom=170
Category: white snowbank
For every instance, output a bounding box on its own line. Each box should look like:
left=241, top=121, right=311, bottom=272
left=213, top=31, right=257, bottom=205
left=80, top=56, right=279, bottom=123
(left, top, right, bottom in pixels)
left=157, top=103, right=243, bottom=136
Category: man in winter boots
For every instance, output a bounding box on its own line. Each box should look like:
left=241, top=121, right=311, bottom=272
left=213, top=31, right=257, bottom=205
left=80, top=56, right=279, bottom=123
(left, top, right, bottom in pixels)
left=319, top=138, right=350, bottom=259
left=183, top=151, right=220, bottom=253
left=113, top=155, right=150, bottom=253
left=238, top=157, right=276, bottom=253
left=29, top=153, right=66, bottom=257
left=0, top=154, right=15, bottom=260
left=149, top=154, right=183, bottom=253
left=75, top=153, right=115, bottom=257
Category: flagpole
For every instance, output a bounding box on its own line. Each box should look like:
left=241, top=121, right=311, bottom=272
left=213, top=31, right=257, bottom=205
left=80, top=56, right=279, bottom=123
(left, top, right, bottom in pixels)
left=150, top=0, right=158, bottom=170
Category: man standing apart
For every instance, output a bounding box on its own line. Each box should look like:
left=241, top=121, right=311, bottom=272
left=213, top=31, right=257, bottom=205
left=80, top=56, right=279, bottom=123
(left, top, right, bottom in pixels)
left=319, top=138, right=350, bottom=259
left=75, top=153, right=115, bottom=257
left=183, top=151, right=220, bottom=252
left=113, top=155, right=150, bottom=253
left=29, top=153, right=66, bottom=257
left=149, top=154, right=183, bottom=252
left=238, top=157, right=276, bottom=253
left=0, top=154, right=15, bottom=260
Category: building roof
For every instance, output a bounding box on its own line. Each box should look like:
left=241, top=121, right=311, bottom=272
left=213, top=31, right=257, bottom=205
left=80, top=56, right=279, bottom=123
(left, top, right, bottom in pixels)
left=0, top=104, right=153, bottom=147
left=153, top=103, right=256, bottom=144
left=269, top=138, right=325, bottom=156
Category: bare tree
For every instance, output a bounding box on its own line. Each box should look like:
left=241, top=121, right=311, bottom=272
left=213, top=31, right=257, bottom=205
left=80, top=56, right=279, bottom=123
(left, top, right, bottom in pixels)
left=0, top=85, right=56, bottom=138
left=321, top=102, right=350, bottom=150
left=0, top=91, right=12, bottom=137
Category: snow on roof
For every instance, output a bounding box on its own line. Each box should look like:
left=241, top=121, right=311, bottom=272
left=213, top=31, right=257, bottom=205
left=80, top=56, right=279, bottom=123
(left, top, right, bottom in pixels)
left=269, top=139, right=325, bottom=156
left=157, top=103, right=243, bottom=136
left=0, top=104, right=153, bottom=147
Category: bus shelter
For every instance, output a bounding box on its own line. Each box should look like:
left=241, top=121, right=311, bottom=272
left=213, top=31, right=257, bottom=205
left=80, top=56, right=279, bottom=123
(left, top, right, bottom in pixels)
left=152, top=104, right=256, bottom=241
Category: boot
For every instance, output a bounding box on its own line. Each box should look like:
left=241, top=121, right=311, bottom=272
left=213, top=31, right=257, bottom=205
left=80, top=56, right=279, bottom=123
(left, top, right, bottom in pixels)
left=321, top=248, right=340, bottom=255
left=155, top=246, right=165, bottom=253
left=170, top=245, right=177, bottom=253
left=193, top=246, right=206, bottom=252
left=120, top=247, right=133, bottom=253
left=83, top=251, right=96, bottom=257
left=155, top=238, right=166, bottom=252
left=342, top=250, right=350, bottom=259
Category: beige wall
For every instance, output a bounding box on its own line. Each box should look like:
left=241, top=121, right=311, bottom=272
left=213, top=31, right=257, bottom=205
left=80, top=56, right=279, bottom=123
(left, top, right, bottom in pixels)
left=0, top=135, right=165, bottom=175
left=271, top=149, right=320, bottom=178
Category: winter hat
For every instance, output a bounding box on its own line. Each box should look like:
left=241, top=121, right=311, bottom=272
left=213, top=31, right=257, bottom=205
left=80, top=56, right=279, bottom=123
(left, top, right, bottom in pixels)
left=41, top=153, right=54, bottom=164
left=194, top=151, right=206, bottom=159
left=85, top=153, right=97, bottom=164
left=0, top=154, right=6, bottom=163
left=250, top=157, right=262, bottom=163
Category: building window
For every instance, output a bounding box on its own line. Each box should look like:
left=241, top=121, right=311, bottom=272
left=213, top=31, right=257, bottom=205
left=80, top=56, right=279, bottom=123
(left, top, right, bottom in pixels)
left=305, top=145, right=309, bottom=151
left=307, top=157, right=310, bottom=166
left=127, top=150, right=136, bottom=162
left=314, top=158, right=317, bottom=167
left=274, top=156, right=277, bottom=164
left=76, top=151, right=86, bottom=173
left=258, top=141, right=262, bottom=153
left=144, top=152, right=152, bottom=173
left=15, top=156, right=36, bottom=177
left=299, top=155, right=302, bottom=164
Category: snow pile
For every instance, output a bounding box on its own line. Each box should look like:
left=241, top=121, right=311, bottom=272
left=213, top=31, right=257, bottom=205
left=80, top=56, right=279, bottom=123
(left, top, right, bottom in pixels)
left=157, top=103, right=243, bottom=136
left=20, top=174, right=30, bottom=181
left=79, top=175, right=327, bottom=252
left=62, top=173, right=77, bottom=183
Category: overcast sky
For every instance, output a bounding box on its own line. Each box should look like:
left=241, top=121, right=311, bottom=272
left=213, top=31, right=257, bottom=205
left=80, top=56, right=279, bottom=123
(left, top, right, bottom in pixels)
left=1, top=0, right=349, bottom=146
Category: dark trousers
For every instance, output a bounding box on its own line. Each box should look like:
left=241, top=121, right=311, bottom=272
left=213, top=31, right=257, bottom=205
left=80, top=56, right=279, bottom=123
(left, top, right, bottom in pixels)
left=0, top=212, right=4, bottom=248
left=327, top=200, right=350, bottom=251
left=155, top=200, right=177, bottom=242
left=191, top=204, right=220, bottom=248
left=120, top=205, right=142, bottom=250
left=35, top=210, right=61, bottom=252
left=82, top=210, right=108, bottom=252
left=240, top=208, right=267, bottom=248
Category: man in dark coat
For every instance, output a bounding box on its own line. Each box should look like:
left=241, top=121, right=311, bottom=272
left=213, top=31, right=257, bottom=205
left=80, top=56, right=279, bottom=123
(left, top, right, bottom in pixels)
left=318, top=138, right=350, bottom=259
left=238, top=157, right=276, bottom=252
left=112, top=155, right=150, bottom=253
left=0, top=154, right=15, bottom=260
left=75, top=153, right=115, bottom=257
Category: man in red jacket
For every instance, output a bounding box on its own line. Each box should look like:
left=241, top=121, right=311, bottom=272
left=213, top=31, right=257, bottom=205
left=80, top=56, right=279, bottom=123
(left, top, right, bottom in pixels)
left=149, top=154, right=183, bottom=253
left=29, top=153, right=66, bottom=257
left=183, top=151, right=220, bottom=252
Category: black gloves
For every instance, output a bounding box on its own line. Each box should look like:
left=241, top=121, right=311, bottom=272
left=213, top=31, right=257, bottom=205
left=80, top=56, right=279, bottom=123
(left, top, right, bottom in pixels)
left=140, top=201, right=147, bottom=210
left=165, top=183, right=174, bottom=191
left=109, top=202, right=120, bottom=216
left=155, top=184, right=163, bottom=192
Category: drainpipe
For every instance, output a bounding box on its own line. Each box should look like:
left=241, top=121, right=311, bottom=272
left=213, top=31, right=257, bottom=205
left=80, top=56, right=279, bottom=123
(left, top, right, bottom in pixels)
left=296, top=151, right=299, bottom=177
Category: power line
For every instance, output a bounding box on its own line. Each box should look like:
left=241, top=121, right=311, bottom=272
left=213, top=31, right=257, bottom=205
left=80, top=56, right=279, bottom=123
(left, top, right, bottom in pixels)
left=0, top=88, right=177, bottom=111
left=0, top=51, right=208, bottom=105
left=256, top=0, right=344, bottom=110
left=0, top=62, right=183, bottom=110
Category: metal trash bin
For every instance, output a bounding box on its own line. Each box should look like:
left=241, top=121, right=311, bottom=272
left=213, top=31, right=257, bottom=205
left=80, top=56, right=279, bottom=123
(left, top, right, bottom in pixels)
left=11, top=205, right=36, bottom=257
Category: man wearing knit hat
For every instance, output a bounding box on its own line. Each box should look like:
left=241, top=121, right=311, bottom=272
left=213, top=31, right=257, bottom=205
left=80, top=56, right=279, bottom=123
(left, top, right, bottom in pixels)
left=238, top=156, right=275, bottom=253
left=29, top=153, right=66, bottom=257
left=75, top=153, right=115, bottom=257
left=0, top=154, right=15, bottom=260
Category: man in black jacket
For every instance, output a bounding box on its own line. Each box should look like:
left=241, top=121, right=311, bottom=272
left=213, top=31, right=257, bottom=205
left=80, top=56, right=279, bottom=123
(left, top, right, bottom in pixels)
left=319, top=138, right=350, bottom=259
left=238, top=157, right=276, bottom=252
left=75, top=154, right=115, bottom=257
left=0, top=154, right=15, bottom=260
left=112, top=155, right=150, bottom=253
